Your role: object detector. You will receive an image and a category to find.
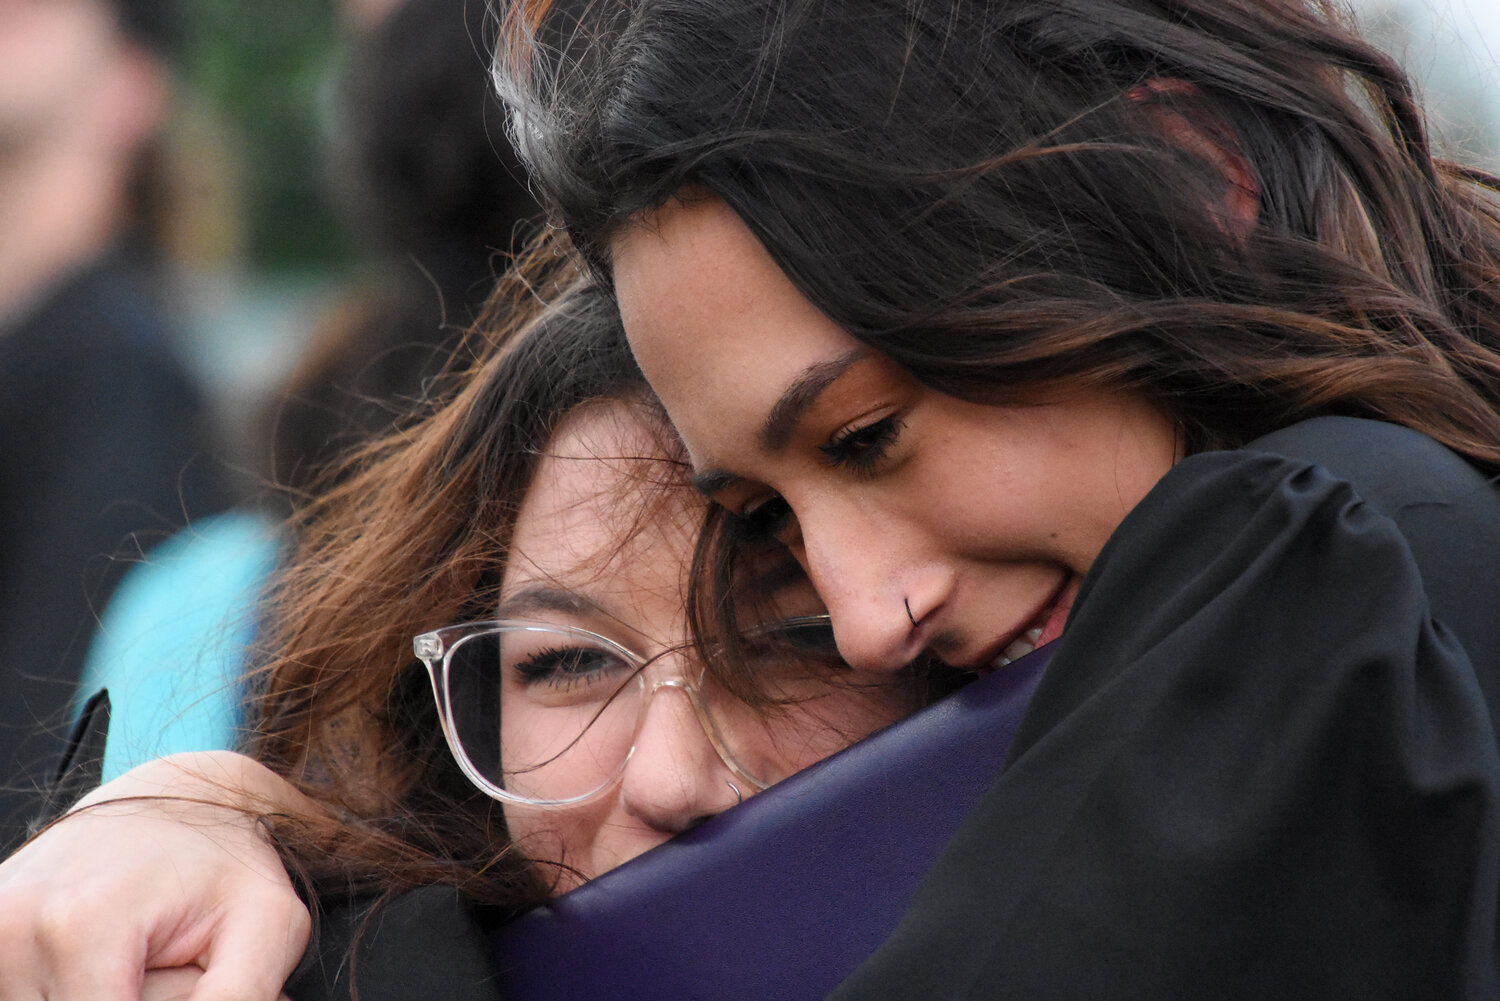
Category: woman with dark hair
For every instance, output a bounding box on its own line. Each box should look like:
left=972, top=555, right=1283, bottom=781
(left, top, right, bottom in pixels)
left=491, top=0, right=1500, bottom=996
left=0, top=253, right=932, bottom=1001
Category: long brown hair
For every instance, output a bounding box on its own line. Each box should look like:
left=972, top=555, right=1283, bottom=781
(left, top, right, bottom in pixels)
left=499, top=0, right=1500, bottom=468
left=246, top=241, right=661, bottom=906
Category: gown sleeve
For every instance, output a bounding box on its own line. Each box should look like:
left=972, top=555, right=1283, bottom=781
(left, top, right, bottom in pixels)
left=829, top=418, right=1500, bottom=1001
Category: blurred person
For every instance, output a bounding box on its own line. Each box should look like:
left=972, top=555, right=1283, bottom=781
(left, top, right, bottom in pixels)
left=268, top=0, right=541, bottom=494
left=0, top=0, right=230, bottom=849
left=75, top=0, right=541, bottom=784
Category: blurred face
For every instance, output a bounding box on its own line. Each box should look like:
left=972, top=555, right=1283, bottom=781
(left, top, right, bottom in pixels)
left=497, top=401, right=916, bottom=888
left=613, top=196, right=1179, bottom=674
left=0, top=0, right=116, bottom=147
left=339, top=0, right=402, bottom=33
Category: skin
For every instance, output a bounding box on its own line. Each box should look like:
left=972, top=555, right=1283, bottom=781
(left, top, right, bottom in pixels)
left=498, top=401, right=742, bottom=880
left=0, top=751, right=311, bottom=1001
left=612, top=195, right=1181, bottom=674
left=0, top=0, right=114, bottom=144
left=498, top=401, right=911, bottom=885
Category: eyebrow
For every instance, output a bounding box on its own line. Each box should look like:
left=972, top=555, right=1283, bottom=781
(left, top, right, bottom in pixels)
left=759, top=347, right=868, bottom=452
left=689, top=347, right=868, bottom=497
left=494, top=585, right=596, bottom=620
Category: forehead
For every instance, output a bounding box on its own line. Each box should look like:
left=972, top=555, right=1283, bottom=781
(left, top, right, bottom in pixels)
left=503, top=403, right=699, bottom=602
left=610, top=197, right=862, bottom=470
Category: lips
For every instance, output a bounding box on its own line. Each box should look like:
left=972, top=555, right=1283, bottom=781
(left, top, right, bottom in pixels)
left=984, top=576, right=1080, bottom=672
left=1036, top=576, right=1080, bottom=645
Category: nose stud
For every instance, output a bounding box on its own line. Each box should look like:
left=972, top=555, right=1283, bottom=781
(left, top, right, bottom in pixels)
left=904, top=597, right=917, bottom=627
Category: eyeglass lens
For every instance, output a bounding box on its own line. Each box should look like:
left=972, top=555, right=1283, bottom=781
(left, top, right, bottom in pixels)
left=439, top=621, right=920, bottom=806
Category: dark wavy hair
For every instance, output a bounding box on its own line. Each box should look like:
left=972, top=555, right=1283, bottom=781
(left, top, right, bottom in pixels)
left=497, top=0, right=1500, bottom=467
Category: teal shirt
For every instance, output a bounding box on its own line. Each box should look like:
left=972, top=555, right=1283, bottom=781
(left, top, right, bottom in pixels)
left=77, top=511, right=281, bottom=780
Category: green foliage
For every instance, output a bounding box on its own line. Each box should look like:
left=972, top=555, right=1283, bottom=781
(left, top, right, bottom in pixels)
left=183, top=0, right=352, bottom=273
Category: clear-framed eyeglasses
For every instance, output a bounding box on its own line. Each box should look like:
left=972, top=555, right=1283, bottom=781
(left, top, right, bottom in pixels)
left=414, top=614, right=916, bottom=808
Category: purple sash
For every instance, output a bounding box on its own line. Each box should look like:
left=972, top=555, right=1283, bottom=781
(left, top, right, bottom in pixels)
left=488, top=645, right=1051, bottom=1000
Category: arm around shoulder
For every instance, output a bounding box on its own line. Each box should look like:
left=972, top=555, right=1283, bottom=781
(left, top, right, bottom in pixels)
left=0, top=751, right=312, bottom=1001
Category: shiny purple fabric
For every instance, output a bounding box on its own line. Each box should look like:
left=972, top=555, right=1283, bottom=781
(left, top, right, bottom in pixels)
left=488, top=644, right=1052, bottom=1000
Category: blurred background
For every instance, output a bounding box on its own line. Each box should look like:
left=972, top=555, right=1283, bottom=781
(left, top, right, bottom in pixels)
left=154, top=0, right=472, bottom=474
left=1355, top=0, right=1500, bottom=164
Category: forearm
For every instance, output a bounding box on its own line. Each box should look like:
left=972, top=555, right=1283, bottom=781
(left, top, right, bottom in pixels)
left=68, top=749, right=315, bottom=822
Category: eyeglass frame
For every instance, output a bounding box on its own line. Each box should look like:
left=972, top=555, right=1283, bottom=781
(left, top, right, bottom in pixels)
left=413, top=614, right=840, bottom=808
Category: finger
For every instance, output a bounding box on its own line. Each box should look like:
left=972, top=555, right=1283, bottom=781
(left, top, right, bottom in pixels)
left=1, top=844, right=148, bottom=1001
left=184, top=891, right=311, bottom=1001
left=141, top=968, right=205, bottom=1001
left=29, top=895, right=148, bottom=1001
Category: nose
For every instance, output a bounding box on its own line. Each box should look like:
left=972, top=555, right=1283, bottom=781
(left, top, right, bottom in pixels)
left=617, top=678, right=740, bottom=833
left=787, top=501, right=944, bottom=673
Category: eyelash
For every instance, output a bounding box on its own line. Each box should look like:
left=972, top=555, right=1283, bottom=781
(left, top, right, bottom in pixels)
left=729, top=494, right=793, bottom=543
left=513, top=645, right=629, bottom=691
left=819, top=414, right=904, bottom=474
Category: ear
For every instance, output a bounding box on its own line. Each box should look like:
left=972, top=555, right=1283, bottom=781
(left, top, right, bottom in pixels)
left=1125, top=78, right=1260, bottom=238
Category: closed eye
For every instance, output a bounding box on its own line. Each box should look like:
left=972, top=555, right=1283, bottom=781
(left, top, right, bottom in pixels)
left=728, top=493, right=794, bottom=543
left=819, top=414, right=904, bottom=473
left=512, top=646, right=631, bottom=693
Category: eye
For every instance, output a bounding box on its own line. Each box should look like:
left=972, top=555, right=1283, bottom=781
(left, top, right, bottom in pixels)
left=728, top=493, right=794, bottom=543
left=819, top=414, right=904, bottom=473
left=512, top=645, right=630, bottom=692
left=744, top=618, right=846, bottom=676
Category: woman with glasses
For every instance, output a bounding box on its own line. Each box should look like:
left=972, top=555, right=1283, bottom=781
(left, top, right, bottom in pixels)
left=0, top=259, right=940, bottom=1001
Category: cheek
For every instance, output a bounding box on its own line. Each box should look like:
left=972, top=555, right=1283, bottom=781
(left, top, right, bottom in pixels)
left=500, top=804, right=546, bottom=855
left=915, top=397, right=1176, bottom=568
left=502, top=804, right=604, bottom=887
left=888, top=444, right=1051, bottom=558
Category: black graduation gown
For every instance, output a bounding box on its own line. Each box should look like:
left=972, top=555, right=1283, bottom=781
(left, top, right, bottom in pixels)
left=830, top=416, right=1500, bottom=1000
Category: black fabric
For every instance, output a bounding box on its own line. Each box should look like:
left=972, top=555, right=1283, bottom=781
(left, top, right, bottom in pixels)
left=0, top=245, right=229, bottom=852
left=285, top=887, right=508, bottom=1001
left=829, top=417, right=1500, bottom=1000
left=35, top=688, right=112, bottom=825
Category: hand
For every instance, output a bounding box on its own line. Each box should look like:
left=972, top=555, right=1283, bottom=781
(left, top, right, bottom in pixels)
left=0, top=751, right=313, bottom=1001
left=140, top=968, right=205, bottom=1001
